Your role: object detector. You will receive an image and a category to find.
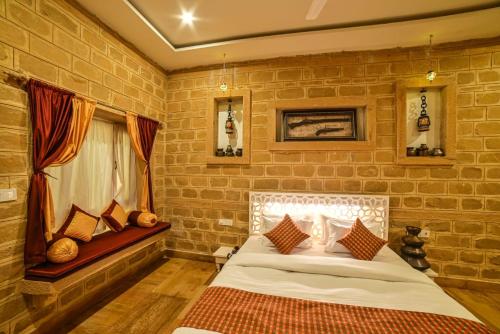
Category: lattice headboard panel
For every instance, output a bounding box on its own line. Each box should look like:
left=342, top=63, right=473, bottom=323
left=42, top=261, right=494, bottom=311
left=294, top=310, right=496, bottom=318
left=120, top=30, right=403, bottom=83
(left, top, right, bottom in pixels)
left=249, top=192, right=389, bottom=240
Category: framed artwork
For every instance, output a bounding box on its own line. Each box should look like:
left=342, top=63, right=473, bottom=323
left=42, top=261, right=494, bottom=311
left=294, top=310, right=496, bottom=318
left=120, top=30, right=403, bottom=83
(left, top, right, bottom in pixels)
left=282, top=109, right=357, bottom=141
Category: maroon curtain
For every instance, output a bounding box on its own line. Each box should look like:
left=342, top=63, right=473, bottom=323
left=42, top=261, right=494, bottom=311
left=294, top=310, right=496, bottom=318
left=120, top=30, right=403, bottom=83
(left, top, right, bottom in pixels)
left=25, top=79, right=74, bottom=265
left=137, top=116, right=159, bottom=213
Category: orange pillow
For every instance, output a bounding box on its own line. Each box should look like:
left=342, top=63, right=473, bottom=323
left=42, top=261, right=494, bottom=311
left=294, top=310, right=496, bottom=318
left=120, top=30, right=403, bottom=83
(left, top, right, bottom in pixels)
left=101, top=200, right=128, bottom=232
left=128, top=211, right=158, bottom=228
left=58, top=204, right=99, bottom=242
left=263, top=214, right=310, bottom=254
left=337, top=218, right=387, bottom=260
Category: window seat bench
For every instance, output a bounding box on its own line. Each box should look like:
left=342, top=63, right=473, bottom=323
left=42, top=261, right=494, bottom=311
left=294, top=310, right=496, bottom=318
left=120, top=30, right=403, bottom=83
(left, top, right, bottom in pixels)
left=18, top=222, right=171, bottom=300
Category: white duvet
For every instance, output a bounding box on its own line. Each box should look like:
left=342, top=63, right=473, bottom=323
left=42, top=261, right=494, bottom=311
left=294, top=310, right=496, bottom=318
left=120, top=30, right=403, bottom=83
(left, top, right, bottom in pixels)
left=174, top=237, right=479, bottom=334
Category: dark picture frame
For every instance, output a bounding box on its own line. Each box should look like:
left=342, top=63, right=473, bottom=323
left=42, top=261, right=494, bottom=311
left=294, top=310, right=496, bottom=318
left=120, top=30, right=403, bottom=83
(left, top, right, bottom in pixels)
left=282, top=109, right=357, bottom=141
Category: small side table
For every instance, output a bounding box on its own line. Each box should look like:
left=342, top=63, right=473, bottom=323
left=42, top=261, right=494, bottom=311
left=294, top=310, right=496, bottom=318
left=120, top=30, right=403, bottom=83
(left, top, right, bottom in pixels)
left=213, top=246, right=234, bottom=272
left=422, top=268, right=438, bottom=281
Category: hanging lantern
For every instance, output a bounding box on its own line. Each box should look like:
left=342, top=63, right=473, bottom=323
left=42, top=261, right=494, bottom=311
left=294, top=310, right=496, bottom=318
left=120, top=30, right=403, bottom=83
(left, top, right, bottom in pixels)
left=220, top=53, right=228, bottom=92
left=425, top=35, right=436, bottom=83
left=225, top=99, right=234, bottom=134
left=417, top=88, right=431, bottom=132
left=426, top=70, right=436, bottom=82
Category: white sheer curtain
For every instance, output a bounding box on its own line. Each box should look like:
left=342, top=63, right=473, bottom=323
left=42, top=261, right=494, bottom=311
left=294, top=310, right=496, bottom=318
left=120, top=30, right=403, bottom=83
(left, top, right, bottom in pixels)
left=47, top=119, right=136, bottom=234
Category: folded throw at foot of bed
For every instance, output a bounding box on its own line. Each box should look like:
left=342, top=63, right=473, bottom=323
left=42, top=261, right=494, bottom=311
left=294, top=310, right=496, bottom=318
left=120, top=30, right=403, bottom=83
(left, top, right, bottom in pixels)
left=181, top=286, right=494, bottom=334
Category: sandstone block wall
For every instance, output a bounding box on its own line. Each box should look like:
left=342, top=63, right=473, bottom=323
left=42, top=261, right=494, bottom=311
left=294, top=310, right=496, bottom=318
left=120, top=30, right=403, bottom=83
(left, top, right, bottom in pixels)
left=0, top=0, right=499, bottom=331
left=0, top=0, right=168, bottom=331
left=164, top=40, right=500, bottom=283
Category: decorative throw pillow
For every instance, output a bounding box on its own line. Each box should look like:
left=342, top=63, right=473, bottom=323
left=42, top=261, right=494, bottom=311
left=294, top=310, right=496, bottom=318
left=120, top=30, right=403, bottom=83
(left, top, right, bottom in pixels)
left=263, top=214, right=310, bottom=254
left=324, top=218, right=380, bottom=253
left=128, top=211, right=158, bottom=228
left=320, top=215, right=376, bottom=245
left=47, top=237, right=79, bottom=263
left=58, top=204, right=99, bottom=242
left=337, top=218, right=387, bottom=260
left=262, top=215, right=313, bottom=249
left=101, top=200, right=128, bottom=232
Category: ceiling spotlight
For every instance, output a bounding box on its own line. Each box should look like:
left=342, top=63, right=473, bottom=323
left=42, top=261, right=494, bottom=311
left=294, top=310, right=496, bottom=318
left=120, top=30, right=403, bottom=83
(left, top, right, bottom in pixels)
left=181, top=11, right=194, bottom=24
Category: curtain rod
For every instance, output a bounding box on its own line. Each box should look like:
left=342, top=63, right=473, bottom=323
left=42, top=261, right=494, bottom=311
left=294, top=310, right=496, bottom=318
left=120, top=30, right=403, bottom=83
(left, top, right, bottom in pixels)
left=1, top=70, right=164, bottom=130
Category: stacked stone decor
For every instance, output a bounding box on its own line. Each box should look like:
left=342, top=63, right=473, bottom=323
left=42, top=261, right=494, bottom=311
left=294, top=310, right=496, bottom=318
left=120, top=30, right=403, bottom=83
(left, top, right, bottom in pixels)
left=165, top=41, right=500, bottom=285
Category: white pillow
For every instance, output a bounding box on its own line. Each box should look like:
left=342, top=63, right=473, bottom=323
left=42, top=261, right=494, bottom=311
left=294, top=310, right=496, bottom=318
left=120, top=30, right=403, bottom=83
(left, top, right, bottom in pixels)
left=324, top=217, right=380, bottom=253
left=261, top=215, right=313, bottom=249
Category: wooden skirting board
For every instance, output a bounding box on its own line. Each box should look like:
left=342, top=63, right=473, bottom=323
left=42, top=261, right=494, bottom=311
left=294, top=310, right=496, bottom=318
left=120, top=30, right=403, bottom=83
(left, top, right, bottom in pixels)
left=164, top=249, right=213, bottom=263
left=436, top=276, right=500, bottom=293
left=18, top=229, right=170, bottom=297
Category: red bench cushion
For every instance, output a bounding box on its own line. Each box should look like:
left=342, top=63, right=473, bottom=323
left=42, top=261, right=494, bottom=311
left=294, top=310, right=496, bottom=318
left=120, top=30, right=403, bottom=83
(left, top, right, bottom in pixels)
left=26, top=222, right=171, bottom=280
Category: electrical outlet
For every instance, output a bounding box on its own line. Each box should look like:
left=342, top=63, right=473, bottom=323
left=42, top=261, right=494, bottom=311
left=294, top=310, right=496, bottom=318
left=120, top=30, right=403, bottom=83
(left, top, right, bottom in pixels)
left=218, top=219, right=233, bottom=226
left=419, top=228, right=431, bottom=238
left=0, top=188, right=17, bottom=202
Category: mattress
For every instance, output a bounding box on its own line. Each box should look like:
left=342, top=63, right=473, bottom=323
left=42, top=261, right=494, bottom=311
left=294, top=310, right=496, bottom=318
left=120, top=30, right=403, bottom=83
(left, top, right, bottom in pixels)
left=174, top=236, right=480, bottom=334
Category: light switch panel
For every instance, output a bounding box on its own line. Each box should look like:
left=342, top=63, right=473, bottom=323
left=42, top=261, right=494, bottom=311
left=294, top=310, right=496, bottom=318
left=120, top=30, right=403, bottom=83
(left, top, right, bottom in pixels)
left=0, top=188, right=17, bottom=202
left=218, top=219, right=233, bottom=226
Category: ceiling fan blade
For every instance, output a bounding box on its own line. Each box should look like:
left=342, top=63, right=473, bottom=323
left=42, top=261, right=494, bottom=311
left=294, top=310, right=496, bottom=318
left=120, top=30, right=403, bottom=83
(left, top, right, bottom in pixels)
left=305, top=0, right=328, bottom=21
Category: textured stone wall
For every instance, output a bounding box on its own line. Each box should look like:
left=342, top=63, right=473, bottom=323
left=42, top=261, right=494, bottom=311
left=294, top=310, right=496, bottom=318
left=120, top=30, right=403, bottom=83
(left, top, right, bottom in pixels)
left=0, top=0, right=168, bottom=332
left=165, top=40, right=500, bottom=284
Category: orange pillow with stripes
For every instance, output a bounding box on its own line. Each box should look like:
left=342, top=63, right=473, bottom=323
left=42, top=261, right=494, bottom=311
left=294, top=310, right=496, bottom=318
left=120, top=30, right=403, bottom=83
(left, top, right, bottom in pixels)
left=337, top=217, right=387, bottom=260
left=263, top=214, right=310, bottom=254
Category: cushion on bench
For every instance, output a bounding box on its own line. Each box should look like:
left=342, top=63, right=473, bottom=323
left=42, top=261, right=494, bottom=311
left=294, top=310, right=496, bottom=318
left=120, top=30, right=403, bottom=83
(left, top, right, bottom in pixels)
left=26, top=222, right=171, bottom=280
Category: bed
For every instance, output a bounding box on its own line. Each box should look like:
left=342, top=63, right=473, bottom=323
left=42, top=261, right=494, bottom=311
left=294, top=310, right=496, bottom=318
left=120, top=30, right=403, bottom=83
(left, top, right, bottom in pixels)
left=174, top=192, right=492, bottom=334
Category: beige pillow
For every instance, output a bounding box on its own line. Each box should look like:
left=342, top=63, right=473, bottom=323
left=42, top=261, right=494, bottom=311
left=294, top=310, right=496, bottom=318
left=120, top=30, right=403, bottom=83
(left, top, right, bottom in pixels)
left=101, top=200, right=128, bottom=232
left=58, top=204, right=99, bottom=242
left=47, top=238, right=78, bottom=263
left=128, top=211, right=158, bottom=228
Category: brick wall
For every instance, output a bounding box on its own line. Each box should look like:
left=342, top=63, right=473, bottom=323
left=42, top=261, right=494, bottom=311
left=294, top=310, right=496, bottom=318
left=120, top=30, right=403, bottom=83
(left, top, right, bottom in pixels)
left=0, top=0, right=168, bottom=332
left=165, top=40, right=500, bottom=284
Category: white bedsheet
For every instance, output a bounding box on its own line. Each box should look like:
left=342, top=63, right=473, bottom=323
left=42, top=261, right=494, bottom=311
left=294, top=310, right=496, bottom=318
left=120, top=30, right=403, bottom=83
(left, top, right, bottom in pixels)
left=174, top=237, right=479, bottom=334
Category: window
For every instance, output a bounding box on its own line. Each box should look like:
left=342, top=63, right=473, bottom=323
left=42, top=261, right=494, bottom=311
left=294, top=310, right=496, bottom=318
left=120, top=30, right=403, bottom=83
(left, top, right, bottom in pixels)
left=47, top=118, right=136, bottom=234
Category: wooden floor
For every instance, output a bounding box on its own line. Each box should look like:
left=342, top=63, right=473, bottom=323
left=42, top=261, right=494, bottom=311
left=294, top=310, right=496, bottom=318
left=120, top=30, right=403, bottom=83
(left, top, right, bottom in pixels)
left=443, top=287, right=500, bottom=332
left=59, top=257, right=216, bottom=334
left=57, top=258, right=500, bottom=333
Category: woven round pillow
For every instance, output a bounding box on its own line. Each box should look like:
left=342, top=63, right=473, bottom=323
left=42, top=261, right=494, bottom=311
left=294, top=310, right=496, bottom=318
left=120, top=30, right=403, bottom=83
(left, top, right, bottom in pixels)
left=128, top=211, right=158, bottom=228
left=47, top=237, right=79, bottom=264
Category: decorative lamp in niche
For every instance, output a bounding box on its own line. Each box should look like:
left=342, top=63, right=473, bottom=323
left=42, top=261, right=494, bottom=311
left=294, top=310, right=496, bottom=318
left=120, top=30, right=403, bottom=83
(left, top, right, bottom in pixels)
left=225, top=99, right=235, bottom=134
left=417, top=88, right=431, bottom=132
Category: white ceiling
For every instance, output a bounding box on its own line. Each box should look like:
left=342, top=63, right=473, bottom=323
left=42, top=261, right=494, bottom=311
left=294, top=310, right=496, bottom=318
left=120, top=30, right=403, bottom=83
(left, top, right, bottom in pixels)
left=75, top=0, right=500, bottom=70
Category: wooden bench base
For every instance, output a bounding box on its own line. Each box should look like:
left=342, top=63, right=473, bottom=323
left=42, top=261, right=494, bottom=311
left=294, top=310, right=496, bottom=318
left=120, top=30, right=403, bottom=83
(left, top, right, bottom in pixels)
left=17, top=229, right=169, bottom=307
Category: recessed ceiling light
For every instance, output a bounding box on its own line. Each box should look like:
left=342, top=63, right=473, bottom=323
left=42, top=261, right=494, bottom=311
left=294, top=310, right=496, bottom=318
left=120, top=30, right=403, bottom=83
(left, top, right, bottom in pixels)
left=181, top=11, right=194, bottom=24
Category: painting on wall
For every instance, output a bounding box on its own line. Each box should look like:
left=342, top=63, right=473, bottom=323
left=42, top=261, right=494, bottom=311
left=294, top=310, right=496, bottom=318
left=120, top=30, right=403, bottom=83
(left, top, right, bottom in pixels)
left=282, top=109, right=357, bottom=141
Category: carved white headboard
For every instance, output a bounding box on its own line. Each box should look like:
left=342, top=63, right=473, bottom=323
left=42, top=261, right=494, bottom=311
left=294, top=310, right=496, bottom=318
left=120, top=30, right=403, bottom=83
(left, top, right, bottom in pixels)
left=249, top=191, right=389, bottom=240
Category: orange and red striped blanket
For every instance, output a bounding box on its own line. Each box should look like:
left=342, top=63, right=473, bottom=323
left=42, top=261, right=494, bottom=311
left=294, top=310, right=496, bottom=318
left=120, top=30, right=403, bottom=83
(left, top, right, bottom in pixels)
left=181, top=287, right=493, bottom=334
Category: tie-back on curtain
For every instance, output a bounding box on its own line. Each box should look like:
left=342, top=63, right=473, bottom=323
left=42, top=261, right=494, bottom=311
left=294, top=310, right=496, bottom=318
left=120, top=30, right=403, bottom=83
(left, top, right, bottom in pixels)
left=25, top=80, right=95, bottom=265
left=126, top=113, right=159, bottom=213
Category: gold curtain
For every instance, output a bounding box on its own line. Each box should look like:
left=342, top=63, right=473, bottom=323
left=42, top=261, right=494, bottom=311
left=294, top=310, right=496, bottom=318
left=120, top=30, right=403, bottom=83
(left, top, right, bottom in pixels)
left=126, top=113, right=150, bottom=212
left=43, top=96, right=96, bottom=241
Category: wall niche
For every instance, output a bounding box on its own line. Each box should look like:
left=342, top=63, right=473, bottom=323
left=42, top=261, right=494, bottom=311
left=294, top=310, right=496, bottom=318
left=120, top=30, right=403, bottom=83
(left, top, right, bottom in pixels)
left=268, top=97, right=376, bottom=151
left=396, top=78, right=456, bottom=166
left=206, top=89, right=251, bottom=165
